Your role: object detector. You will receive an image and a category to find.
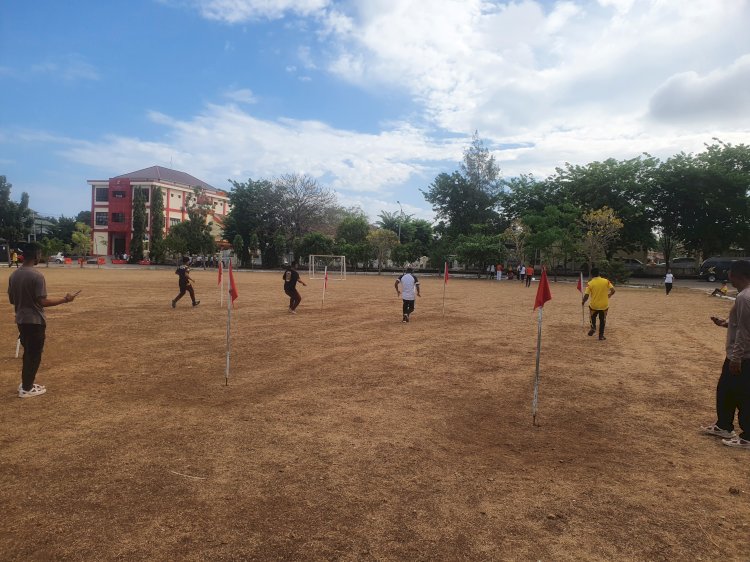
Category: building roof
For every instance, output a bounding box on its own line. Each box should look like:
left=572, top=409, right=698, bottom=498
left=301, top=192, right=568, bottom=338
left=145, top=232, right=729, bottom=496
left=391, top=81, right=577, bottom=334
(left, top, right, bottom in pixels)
left=111, top=166, right=221, bottom=194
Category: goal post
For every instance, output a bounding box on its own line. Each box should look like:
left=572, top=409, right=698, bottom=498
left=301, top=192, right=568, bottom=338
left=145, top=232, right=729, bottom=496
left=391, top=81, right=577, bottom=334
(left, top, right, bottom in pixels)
left=309, top=255, right=346, bottom=280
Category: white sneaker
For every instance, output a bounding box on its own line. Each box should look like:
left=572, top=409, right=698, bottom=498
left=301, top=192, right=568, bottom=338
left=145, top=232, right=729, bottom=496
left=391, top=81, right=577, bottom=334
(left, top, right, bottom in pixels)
left=18, top=384, right=46, bottom=398
left=701, top=423, right=736, bottom=439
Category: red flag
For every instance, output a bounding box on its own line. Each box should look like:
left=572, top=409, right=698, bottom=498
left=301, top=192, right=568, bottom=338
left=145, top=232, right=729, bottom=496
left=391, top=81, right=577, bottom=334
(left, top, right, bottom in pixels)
left=576, top=271, right=582, bottom=292
left=444, top=262, right=449, bottom=284
left=324, top=268, right=328, bottom=290
left=533, top=267, right=552, bottom=310
left=228, top=261, right=238, bottom=303
left=217, top=260, right=223, bottom=286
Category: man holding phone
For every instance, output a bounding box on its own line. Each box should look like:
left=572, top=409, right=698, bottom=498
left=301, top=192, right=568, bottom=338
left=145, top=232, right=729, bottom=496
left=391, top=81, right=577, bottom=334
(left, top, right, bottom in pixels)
left=7, top=242, right=79, bottom=398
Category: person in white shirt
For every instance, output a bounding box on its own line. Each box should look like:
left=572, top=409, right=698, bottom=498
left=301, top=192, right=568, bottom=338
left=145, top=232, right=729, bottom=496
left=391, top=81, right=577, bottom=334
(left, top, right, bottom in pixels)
left=519, top=264, right=526, bottom=283
left=395, top=267, right=420, bottom=323
left=664, top=269, right=674, bottom=295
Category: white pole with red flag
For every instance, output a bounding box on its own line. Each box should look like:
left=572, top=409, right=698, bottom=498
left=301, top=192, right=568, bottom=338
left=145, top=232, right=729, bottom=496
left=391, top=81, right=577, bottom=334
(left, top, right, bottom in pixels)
left=442, top=261, right=449, bottom=316
left=321, top=266, right=328, bottom=311
left=225, top=260, right=239, bottom=386
left=218, top=259, right=224, bottom=307
left=532, top=267, right=553, bottom=426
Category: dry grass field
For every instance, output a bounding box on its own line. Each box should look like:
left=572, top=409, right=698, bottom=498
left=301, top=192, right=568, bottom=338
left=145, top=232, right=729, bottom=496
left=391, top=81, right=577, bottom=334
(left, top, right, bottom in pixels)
left=1, top=265, right=749, bottom=561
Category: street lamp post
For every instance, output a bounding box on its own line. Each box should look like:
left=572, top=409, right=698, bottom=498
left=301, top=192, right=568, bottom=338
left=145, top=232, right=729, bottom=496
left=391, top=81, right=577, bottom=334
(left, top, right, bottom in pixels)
left=397, top=200, right=403, bottom=243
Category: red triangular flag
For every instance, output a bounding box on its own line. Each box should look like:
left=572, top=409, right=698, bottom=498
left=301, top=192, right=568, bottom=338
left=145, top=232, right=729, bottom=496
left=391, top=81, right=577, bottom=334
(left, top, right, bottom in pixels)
left=576, top=272, right=582, bottom=292
left=533, top=267, right=552, bottom=310
left=218, top=259, right=223, bottom=285
left=444, top=261, right=449, bottom=284
left=228, top=261, right=238, bottom=303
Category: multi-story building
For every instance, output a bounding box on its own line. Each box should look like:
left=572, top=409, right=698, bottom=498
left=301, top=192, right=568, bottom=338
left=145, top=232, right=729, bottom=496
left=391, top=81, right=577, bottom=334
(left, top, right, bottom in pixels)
left=87, top=166, right=230, bottom=257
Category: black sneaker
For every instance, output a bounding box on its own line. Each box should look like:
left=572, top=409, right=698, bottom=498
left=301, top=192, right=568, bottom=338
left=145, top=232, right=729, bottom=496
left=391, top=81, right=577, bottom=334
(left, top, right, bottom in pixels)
left=587, top=329, right=595, bottom=336
left=171, top=300, right=176, bottom=309
left=599, top=335, right=606, bottom=340
left=193, top=301, right=200, bottom=307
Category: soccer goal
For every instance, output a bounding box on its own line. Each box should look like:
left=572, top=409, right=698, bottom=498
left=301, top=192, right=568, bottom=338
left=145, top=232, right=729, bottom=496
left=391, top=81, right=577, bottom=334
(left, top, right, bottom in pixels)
left=309, top=255, right=346, bottom=280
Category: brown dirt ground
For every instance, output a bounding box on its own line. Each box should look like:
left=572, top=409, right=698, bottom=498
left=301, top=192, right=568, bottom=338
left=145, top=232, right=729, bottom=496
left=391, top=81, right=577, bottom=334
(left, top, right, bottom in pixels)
left=1, top=266, right=749, bottom=561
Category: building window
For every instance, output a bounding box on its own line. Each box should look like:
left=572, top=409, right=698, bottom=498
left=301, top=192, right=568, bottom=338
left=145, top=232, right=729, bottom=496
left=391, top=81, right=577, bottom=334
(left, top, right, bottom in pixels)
left=170, top=218, right=180, bottom=226
left=95, top=187, right=108, bottom=202
left=112, top=213, right=125, bottom=223
left=95, top=212, right=108, bottom=226
left=113, top=191, right=126, bottom=199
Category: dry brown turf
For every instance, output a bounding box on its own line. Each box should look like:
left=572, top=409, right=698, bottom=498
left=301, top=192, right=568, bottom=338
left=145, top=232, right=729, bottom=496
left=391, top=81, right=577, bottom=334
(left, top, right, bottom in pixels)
left=1, top=266, right=749, bottom=561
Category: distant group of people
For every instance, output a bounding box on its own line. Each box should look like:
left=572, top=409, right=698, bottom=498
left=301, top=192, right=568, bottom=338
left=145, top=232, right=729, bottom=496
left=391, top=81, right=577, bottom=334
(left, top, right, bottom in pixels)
left=484, top=263, right=540, bottom=284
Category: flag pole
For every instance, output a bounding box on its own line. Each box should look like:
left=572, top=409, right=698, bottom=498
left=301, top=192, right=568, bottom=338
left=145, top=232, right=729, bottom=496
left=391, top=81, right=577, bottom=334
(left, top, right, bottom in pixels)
left=321, top=266, right=327, bottom=312
left=225, top=262, right=232, bottom=386
left=532, top=306, right=543, bottom=426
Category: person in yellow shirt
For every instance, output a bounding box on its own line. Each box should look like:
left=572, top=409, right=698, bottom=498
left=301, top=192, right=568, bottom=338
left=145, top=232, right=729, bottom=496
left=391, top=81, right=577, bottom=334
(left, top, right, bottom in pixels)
left=582, top=267, right=616, bottom=340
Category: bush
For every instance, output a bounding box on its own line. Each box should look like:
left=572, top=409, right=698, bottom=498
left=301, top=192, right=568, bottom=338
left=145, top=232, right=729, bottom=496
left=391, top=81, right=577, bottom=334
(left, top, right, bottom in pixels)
left=597, top=259, right=630, bottom=284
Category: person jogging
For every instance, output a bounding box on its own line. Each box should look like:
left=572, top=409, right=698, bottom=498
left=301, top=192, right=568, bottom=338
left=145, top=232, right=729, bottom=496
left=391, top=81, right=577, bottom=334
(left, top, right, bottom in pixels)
left=582, top=267, right=615, bottom=340
left=395, top=267, right=420, bottom=323
left=283, top=261, right=307, bottom=313
left=172, top=256, right=200, bottom=308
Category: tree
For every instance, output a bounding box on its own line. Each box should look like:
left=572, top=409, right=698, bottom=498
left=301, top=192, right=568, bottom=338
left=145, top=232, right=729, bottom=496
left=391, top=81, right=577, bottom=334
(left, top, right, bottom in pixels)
left=150, top=186, right=165, bottom=264
left=130, top=188, right=147, bottom=262
left=377, top=210, right=415, bottom=243
left=423, top=172, right=501, bottom=239
left=276, top=173, right=337, bottom=239
left=295, top=232, right=334, bottom=261
left=548, top=156, right=657, bottom=253
left=336, top=215, right=370, bottom=245
left=422, top=133, right=503, bottom=240
left=224, top=178, right=286, bottom=268
left=76, top=210, right=91, bottom=226
left=502, top=220, right=530, bottom=265
left=71, top=222, right=92, bottom=262
left=0, top=176, right=33, bottom=263
left=38, top=237, right=64, bottom=267
left=366, top=229, right=399, bottom=273
left=580, top=207, right=624, bottom=273
left=523, top=204, right=581, bottom=275
left=233, top=234, right=244, bottom=266
left=165, top=208, right=215, bottom=257
left=454, top=228, right=506, bottom=274
left=247, top=233, right=259, bottom=269
left=50, top=216, right=77, bottom=249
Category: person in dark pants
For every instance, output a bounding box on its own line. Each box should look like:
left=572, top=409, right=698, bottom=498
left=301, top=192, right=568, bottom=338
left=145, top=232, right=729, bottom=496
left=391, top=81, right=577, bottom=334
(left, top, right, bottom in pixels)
left=283, top=261, right=307, bottom=313
left=172, top=256, right=200, bottom=308
left=582, top=267, right=615, bottom=341
left=704, top=260, right=750, bottom=448
left=7, top=243, right=79, bottom=398
left=664, top=269, right=674, bottom=295
left=395, top=267, right=420, bottom=323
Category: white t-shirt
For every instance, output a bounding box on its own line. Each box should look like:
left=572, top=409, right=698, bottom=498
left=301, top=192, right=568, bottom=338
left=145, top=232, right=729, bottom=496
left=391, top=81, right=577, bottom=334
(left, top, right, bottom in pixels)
left=665, top=273, right=674, bottom=283
left=399, top=273, right=419, bottom=300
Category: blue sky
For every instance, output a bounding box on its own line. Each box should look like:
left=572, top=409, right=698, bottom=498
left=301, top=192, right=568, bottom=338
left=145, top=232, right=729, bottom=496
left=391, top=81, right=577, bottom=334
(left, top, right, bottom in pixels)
left=2, top=0, right=749, bottom=222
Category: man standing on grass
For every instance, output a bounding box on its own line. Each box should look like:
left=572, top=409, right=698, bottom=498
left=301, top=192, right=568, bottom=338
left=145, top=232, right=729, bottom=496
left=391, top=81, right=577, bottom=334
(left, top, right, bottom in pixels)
left=582, top=267, right=615, bottom=341
left=395, top=266, right=420, bottom=323
left=283, top=261, right=306, bottom=314
left=8, top=243, right=79, bottom=398
left=705, top=260, right=750, bottom=449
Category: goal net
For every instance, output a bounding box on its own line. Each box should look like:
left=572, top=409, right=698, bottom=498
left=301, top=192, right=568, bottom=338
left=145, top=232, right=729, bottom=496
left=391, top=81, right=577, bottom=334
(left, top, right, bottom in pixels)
left=309, top=255, right=346, bottom=280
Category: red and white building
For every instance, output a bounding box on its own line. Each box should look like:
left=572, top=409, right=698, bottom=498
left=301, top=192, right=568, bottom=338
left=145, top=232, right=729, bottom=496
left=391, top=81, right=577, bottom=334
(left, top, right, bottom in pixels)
left=87, top=166, right=230, bottom=257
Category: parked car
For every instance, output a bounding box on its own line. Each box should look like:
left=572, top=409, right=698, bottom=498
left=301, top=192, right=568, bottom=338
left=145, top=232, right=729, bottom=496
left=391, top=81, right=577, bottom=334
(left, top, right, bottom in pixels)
left=614, top=257, right=644, bottom=273
left=49, top=252, right=65, bottom=263
left=698, top=257, right=737, bottom=282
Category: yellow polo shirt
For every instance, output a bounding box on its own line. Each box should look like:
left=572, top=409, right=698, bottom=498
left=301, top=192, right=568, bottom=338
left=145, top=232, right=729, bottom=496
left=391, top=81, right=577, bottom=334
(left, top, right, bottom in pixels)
left=585, top=277, right=614, bottom=310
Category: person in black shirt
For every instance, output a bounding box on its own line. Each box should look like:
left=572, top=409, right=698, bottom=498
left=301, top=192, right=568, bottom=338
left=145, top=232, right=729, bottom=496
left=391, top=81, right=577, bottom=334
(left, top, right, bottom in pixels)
left=172, top=256, right=200, bottom=308
left=283, top=261, right=307, bottom=313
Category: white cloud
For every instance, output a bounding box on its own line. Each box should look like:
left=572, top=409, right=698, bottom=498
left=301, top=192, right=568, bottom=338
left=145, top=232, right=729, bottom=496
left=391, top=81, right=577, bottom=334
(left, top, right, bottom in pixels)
left=224, top=88, right=258, bottom=103
left=648, top=54, right=750, bottom=126
left=48, top=102, right=459, bottom=198
left=23, top=54, right=99, bottom=81
left=194, top=0, right=330, bottom=22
